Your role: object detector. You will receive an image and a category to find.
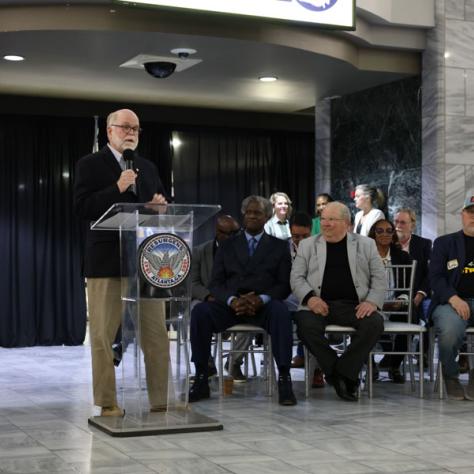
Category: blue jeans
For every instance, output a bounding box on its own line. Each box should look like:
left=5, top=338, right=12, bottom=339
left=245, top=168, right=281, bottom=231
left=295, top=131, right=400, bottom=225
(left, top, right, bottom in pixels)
left=432, top=298, right=474, bottom=378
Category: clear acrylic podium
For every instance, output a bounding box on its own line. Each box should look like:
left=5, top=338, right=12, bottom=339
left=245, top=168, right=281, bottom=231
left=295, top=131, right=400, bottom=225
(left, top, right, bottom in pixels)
left=87, top=203, right=222, bottom=436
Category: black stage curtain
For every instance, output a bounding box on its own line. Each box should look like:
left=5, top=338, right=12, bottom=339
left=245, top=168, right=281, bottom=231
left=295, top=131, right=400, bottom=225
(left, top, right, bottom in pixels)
left=172, top=129, right=315, bottom=220
left=0, top=115, right=94, bottom=347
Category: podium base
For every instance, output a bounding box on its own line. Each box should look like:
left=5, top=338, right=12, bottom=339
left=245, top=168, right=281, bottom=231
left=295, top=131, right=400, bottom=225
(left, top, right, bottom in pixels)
left=88, top=408, right=223, bottom=437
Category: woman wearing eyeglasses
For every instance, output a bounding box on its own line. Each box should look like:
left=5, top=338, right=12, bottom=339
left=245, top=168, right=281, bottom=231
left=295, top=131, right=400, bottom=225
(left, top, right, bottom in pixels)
left=368, top=219, right=412, bottom=384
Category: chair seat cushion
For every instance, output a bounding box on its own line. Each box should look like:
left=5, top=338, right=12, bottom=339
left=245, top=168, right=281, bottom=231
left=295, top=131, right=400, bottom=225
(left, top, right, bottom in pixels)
left=325, top=325, right=356, bottom=333
left=383, top=321, right=427, bottom=332
left=226, top=324, right=266, bottom=332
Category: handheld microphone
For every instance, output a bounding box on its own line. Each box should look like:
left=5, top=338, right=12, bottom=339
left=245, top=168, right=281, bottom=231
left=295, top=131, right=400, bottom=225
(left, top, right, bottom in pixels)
left=122, top=148, right=137, bottom=194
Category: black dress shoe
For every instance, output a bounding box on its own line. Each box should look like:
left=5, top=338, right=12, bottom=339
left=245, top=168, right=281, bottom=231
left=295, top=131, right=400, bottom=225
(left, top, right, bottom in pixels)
left=333, top=373, right=358, bottom=402
left=278, top=375, right=297, bottom=406
left=188, top=374, right=210, bottom=403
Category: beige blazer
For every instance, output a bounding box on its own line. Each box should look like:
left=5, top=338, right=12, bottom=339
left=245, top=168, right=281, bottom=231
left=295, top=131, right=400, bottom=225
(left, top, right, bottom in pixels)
left=290, top=232, right=386, bottom=310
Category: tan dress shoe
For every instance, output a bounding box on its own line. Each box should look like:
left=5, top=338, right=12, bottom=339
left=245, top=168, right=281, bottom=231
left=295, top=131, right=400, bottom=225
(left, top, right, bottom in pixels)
left=100, top=406, right=125, bottom=417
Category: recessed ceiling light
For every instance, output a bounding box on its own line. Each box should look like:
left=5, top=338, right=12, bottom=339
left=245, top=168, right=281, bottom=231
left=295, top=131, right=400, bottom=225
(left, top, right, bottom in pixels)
left=259, top=76, right=278, bottom=82
left=3, top=55, right=24, bottom=61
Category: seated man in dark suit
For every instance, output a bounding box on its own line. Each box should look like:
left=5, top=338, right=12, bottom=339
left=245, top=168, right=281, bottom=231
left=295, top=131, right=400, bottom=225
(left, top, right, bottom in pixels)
left=394, top=207, right=433, bottom=370
left=191, top=214, right=240, bottom=303
left=189, top=195, right=296, bottom=406
left=191, top=214, right=246, bottom=380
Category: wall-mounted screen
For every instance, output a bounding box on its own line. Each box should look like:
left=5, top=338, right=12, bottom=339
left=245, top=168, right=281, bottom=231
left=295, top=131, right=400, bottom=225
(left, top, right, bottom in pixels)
left=118, top=0, right=355, bottom=29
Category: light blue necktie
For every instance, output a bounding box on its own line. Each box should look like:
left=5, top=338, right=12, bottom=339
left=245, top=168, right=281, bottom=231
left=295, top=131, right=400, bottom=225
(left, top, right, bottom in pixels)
left=249, top=237, right=257, bottom=257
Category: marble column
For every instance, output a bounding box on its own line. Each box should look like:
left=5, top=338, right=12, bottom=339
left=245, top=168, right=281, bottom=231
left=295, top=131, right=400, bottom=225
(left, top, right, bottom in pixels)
left=422, top=0, right=474, bottom=240
left=315, top=98, right=332, bottom=198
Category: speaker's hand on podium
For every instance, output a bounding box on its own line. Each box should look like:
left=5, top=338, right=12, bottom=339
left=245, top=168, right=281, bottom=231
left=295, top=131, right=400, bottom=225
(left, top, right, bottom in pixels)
left=144, top=193, right=168, bottom=213
left=149, top=193, right=167, bottom=204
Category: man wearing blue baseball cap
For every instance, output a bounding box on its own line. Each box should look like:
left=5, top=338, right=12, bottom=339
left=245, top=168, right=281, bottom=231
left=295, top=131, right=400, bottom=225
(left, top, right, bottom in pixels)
left=429, top=190, right=474, bottom=399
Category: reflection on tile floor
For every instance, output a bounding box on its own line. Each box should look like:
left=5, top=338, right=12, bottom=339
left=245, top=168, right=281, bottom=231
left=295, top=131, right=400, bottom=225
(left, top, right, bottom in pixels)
left=1, top=345, right=474, bottom=473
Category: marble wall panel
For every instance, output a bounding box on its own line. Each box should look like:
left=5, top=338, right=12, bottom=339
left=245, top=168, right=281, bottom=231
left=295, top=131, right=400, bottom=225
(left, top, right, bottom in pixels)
left=387, top=168, right=422, bottom=224
left=446, top=67, right=466, bottom=115
left=315, top=98, right=331, bottom=199
left=445, top=20, right=474, bottom=69
left=446, top=211, right=463, bottom=233
left=422, top=161, right=446, bottom=215
left=446, top=0, right=465, bottom=20
left=316, top=100, right=331, bottom=140
left=315, top=138, right=330, bottom=167
left=465, top=69, right=474, bottom=116
left=465, top=165, right=474, bottom=187
left=445, top=115, right=474, bottom=163
left=422, top=115, right=445, bottom=168
left=422, top=66, right=445, bottom=118
left=331, top=77, right=422, bottom=222
left=424, top=0, right=446, bottom=69
left=314, top=178, right=332, bottom=197
left=422, top=212, right=445, bottom=242
left=446, top=164, right=468, bottom=212
left=466, top=0, right=474, bottom=20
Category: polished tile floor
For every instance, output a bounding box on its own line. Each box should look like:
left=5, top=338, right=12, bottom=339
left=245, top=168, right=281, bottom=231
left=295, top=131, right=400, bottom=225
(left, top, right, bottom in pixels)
left=1, top=344, right=474, bottom=474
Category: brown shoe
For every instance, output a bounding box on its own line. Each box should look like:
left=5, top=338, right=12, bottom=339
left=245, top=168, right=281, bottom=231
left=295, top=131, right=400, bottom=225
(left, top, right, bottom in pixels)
left=291, top=355, right=305, bottom=368
left=150, top=405, right=168, bottom=413
left=312, top=368, right=325, bottom=388
left=100, top=406, right=125, bottom=417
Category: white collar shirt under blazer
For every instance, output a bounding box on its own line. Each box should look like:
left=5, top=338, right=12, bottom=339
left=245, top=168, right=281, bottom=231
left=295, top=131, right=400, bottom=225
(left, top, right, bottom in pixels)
left=290, top=232, right=387, bottom=310
left=264, top=215, right=291, bottom=241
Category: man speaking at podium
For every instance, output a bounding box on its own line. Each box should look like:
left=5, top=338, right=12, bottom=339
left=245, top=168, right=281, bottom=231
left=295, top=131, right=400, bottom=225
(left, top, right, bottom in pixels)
left=74, top=109, right=168, bottom=417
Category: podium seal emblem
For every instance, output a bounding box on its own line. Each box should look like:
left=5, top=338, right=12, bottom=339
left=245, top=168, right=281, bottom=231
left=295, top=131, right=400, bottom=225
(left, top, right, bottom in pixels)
left=138, top=233, right=191, bottom=288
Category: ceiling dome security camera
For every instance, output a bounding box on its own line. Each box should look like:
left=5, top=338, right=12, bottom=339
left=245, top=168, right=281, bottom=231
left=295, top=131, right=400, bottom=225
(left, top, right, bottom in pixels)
left=144, top=61, right=176, bottom=79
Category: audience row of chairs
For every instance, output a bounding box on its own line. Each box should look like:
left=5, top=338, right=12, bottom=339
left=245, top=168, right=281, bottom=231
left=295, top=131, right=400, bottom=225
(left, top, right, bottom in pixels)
left=212, top=262, right=471, bottom=400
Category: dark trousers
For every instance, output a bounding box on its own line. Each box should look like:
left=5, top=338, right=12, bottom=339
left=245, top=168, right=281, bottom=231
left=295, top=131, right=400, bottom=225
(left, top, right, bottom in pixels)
left=294, top=301, right=384, bottom=382
left=190, top=300, right=293, bottom=375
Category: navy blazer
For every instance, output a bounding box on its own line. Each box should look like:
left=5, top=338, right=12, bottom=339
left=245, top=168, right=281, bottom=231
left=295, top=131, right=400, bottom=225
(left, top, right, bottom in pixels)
left=74, top=145, right=167, bottom=277
left=209, top=232, right=291, bottom=304
left=428, top=230, right=466, bottom=317
left=408, top=234, right=432, bottom=295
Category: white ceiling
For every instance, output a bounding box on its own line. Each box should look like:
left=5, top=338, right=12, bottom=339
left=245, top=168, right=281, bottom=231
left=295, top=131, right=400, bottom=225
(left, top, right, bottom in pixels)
left=0, top=1, right=430, bottom=114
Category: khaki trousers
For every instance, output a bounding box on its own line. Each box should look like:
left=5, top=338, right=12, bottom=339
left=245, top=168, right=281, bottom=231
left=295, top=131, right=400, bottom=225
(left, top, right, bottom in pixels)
left=87, top=277, right=169, bottom=408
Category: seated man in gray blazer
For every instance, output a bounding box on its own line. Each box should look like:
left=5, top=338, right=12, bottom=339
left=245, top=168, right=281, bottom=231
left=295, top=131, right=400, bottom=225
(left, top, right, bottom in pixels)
left=291, top=201, right=386, bottom=401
